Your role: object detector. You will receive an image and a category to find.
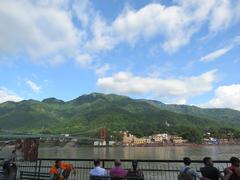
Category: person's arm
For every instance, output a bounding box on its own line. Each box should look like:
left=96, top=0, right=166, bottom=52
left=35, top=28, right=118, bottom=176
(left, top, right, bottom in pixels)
left=104, top=169, right=108, bottom=176
left=189, top=169, right=210, bottom=180
left=217, top=169, right=224, bottom=180
left=223, top=168, right=233, bottom=180
left=71, top=164, right=76, bottom=175
left=49, top=174, right=54, bottom=180
left=223, top=173, right=232, bottom=180
left=189, top=169, right=202, bottom=179
left=234, top=167, right=240, bottom=177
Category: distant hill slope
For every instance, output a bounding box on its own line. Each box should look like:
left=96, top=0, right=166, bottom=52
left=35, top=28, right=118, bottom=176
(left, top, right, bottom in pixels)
left=143, top=100, right=240, bottom=125
left=0, top=93, right=240, bottom=137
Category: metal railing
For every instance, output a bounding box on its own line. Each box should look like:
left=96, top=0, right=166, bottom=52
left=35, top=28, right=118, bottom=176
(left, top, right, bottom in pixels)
left=0, top=158, right=230, bottom=180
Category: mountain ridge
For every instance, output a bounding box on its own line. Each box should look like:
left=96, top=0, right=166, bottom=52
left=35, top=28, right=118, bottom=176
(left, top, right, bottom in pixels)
left=0, top=93, right=240, bottom=141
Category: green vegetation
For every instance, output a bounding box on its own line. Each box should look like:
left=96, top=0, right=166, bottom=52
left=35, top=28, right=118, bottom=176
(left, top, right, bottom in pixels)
left=0, top=93, right=240, bottom=142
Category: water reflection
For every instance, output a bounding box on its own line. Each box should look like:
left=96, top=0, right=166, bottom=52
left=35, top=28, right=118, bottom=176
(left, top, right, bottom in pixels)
left=1, top=145, right=239, bottom=160
left=36, top=145, right=240, bottom=160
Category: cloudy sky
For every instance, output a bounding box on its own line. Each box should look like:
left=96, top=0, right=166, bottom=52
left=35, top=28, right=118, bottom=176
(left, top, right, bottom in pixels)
left=0, top=0, right=240, bottom=110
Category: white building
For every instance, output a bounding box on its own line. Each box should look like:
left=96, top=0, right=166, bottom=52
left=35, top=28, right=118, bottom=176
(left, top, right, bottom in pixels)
left=152, top=133, right=169, bottom=143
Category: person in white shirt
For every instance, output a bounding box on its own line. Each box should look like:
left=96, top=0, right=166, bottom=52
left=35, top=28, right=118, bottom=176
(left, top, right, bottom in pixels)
left=179, top=157, right=205, bottom=180
left=90, top=159, right=108, bottom=177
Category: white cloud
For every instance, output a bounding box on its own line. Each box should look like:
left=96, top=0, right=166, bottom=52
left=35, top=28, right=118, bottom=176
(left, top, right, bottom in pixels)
left=87, top=0, right=240, bottom=53
left=0, top=0, right=86, bottom=65
left=26, top=80, right=41, bottom=93
left=87, top=3, right=196, bottom=53
left=75, top=54, right=92, bottom=67
left=200, top=36, right=240, bottom=62
left=97, top=69, right=217, bottom=103
left=49, top=55, right=66, bottom=66
left=95, top=64, right=111, bottom=76
left=0, top=87, right=23, bottom=103
left=0, top=0, right=239, bottom=65
left=72, top=0, right=94, bottom=28
left=203, top=84, right=240, bottom=110
left=200, top=46, right=232, bottom=62
left=209, top=0, right=236, bottom=32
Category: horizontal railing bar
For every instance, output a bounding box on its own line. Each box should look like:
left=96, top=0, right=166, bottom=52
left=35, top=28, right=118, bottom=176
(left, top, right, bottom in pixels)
left=0, top=158, right=229, bottom=163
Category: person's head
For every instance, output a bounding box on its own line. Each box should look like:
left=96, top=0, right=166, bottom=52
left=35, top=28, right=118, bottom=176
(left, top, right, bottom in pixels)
left=203, top=157, right=213, bottom=167
left=94, top=159, right=101, bottom=167
left=132, top=160, right=138, bottom=170
left=230, top=157, right=240, bottom=167
left=114, top=159, right=121, bottom=167
left=55, top=160, right=61, bottom=168
left=183, top=157, right=191, bottom=166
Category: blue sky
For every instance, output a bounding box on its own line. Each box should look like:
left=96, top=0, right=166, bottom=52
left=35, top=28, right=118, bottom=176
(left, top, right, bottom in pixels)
left=0, top=0, right=240, bottom=110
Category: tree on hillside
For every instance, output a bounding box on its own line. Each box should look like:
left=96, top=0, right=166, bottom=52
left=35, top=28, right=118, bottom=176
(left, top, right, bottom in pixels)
left=182, top=127, right=203, bottom=143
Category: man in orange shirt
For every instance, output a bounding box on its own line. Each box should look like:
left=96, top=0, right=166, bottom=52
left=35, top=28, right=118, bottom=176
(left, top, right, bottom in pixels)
left=49, top=160, right=75, bottom=180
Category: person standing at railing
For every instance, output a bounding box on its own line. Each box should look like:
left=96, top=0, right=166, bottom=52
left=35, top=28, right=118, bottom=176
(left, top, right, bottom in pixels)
left=2, top=158, right=17, bottom=180
left=200, top=157, right=223, bottom=180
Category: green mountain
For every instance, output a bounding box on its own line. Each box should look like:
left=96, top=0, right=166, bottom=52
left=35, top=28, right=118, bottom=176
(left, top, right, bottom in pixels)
left=0, top=93, right=240, bottom=141
left=141, top=100, right=240, bottom=126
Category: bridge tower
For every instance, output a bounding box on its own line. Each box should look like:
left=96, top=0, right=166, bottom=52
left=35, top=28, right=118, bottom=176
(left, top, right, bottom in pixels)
left=99, top=127, right=107, bottom=141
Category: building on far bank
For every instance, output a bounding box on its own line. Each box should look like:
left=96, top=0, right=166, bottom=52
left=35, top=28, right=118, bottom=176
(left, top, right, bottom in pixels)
left=144, top=137, right=151, bottom=144
left=170, top=136, right=187, bottom=144
left=108, top=141, right=116, bottom=146
left=133, top=137, right=145, bottom=145
left=152, top=133, right=170, bottom=143
left=122, top=132, right=134, bottom=145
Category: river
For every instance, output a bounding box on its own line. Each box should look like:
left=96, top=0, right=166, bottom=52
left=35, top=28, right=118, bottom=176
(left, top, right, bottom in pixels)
left=37, top=145, right=240, bottom=160
left=1, top=145, right=239, bottom=160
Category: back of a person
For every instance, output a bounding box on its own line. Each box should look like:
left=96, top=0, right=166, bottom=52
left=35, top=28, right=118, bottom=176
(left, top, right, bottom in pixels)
left=110, top=166, right=128, bottom=177
left=178, top=167, right=196, bottom=180
left=229, top=173, right=240, bottom=180
left=90, top=159, right=108, bottom=180
left=127, top=169, right=144, bottom=180
left=200, top=166, right=220, bottom=180
left=90, top=167, right=107, bottom=177
left=3, top=160, right=17, bottom=180
left=228, top=167, right=240, bottom=180
left=227, top=157, right=240, bottom=180
left=179, top=157, right=200, bottom=180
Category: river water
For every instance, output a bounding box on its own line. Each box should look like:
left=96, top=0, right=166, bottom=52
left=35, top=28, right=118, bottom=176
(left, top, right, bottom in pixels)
left=1, top=145, right=239, bottom=160
left=1, top=145, right=239, bottom=180
left=37, top=145, right=240, bottom=160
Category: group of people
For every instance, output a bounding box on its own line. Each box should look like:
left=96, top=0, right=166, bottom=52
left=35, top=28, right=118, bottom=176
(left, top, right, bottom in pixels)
left=178, top=156, right=240, bottom=180
left=48, top=156, right=240, bottom=180
left=49, top=160, right=76, bottom=180
left=48, top=159, right=144, bottom=179
left=90, top=159, right=144, bottom=179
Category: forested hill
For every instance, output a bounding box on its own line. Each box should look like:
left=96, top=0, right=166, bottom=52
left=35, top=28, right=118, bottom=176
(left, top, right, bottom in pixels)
left=0, top=93, right=240, bottom=138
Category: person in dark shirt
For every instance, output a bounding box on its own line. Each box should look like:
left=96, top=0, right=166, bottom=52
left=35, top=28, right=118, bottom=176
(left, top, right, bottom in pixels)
left=200, top=157, right=223, bottom=180
left=127, top=160, right=144, bottom=180
left=224, top=157, right=240, bottom=180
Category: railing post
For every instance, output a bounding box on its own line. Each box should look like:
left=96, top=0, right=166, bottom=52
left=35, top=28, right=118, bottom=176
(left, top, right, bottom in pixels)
left=34, top=160, right=38, bottom=174
left=102, top=160, right=105, bottom=168
left=38, top=159, right=42, bottom=179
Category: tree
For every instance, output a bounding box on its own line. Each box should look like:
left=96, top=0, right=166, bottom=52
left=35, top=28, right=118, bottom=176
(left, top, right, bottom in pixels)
left=182, top=127, right=203, bottom=143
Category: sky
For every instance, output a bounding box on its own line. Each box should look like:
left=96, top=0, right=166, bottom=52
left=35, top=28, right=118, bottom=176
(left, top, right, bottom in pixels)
left=0, top=0, right=240, bottom=110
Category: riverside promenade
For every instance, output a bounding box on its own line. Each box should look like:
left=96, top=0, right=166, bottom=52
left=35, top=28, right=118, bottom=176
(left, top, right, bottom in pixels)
left=0, top=158, right=230, bottom=180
